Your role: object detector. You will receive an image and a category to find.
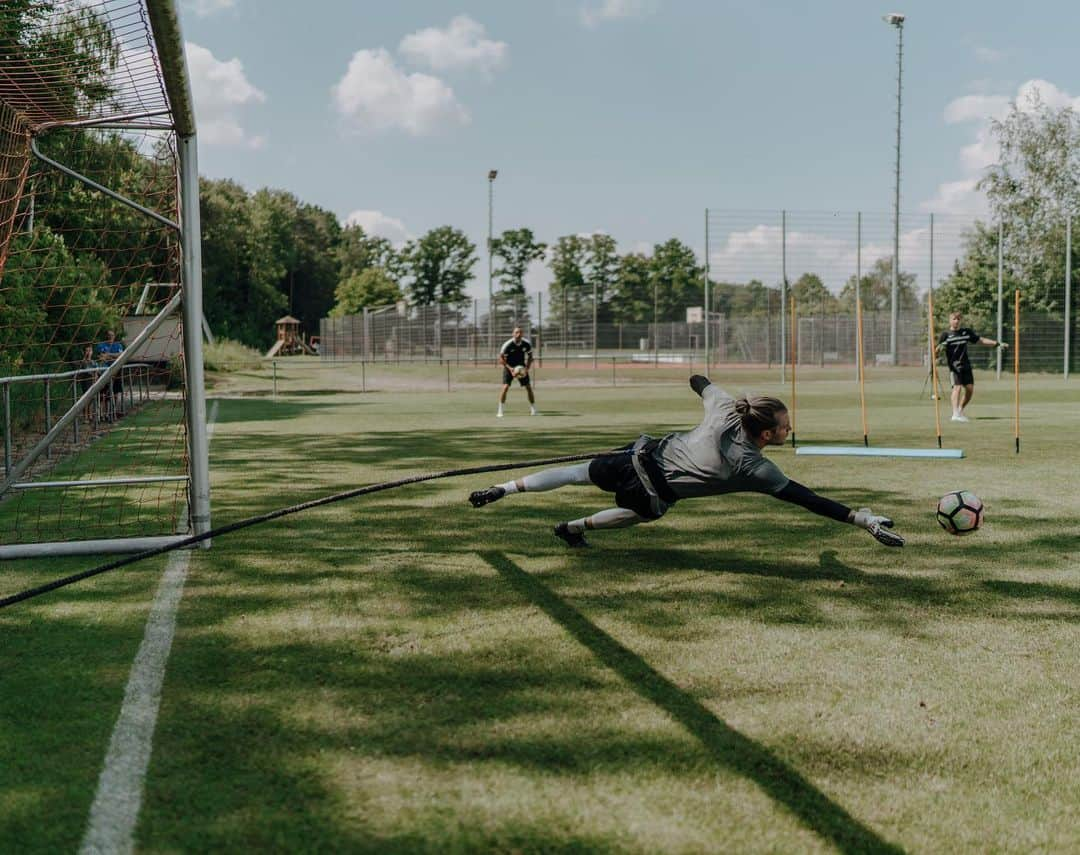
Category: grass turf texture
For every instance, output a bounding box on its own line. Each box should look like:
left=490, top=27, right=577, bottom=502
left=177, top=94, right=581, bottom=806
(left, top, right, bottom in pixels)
left=2, top=367, right=1078, bottom=852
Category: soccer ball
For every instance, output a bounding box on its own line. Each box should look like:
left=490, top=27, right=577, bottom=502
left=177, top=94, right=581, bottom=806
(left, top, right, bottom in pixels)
left=936, top=490, right=983, bottom=536
left=513, top=365, right=527, bottom=378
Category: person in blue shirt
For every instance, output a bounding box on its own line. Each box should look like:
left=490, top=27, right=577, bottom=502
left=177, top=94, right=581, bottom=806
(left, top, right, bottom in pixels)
left=96, top=329, right=124, bottom=364
left=96, top=329, right=125, bottom=418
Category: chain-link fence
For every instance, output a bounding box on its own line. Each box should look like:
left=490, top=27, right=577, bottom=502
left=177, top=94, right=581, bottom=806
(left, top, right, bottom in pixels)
left=321, top=209, right=1077, bottom=375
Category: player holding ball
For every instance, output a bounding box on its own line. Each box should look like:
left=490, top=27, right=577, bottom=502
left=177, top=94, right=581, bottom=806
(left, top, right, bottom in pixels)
left=497, top=326, right=537, bottom=418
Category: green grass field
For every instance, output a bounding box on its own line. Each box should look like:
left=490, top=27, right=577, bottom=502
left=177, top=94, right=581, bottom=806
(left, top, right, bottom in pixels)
left=2, top=365, right=1078, bottom=853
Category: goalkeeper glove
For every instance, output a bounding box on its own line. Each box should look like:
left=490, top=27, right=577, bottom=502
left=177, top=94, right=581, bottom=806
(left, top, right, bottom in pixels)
left=689, top=375, right=712, bottom=396
left=851, top=508, right=905, bottom=547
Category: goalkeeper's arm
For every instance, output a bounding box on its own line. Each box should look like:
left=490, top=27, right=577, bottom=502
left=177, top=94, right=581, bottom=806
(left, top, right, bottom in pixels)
left=774, top=480, right=904, bottom=546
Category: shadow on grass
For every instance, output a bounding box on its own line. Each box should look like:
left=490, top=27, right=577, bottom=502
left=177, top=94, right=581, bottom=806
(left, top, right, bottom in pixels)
left=0, top=571, right=164, bottom=853
left=481, top=550, right=904, bottom=855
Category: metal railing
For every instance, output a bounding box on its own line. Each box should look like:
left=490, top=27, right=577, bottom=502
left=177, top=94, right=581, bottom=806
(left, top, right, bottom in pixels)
left=2, top=362, right=155, bottom=478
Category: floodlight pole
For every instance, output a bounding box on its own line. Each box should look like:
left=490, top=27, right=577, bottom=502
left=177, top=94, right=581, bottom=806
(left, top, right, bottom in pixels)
left=886, top=14, right=905, bottom=367
left=488, top=169, right=497, bottom=355
left=704, top=208, right=710, bottom=369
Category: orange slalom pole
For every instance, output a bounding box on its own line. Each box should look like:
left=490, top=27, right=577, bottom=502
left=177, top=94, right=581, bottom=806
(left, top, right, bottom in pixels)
left=856, top=293, right=868, bottom=446
left=927, top=292, right=943, bottom=448
left=1014, top=289, right=1021, bottom=454
left=790, top=294, right=797, bottom=447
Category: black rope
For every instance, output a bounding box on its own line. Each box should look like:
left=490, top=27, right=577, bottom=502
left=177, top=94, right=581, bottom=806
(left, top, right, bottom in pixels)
left=1, top=451, right=613, bottom=610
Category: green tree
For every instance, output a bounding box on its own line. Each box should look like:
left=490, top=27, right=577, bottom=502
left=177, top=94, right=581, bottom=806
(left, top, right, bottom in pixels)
left=0, top=226, right=111, bottom=378
left=978, top=89, right=1080, bottom=312
left=839, top=258, right=918, bottom=312
left=199, top=178, right=286, bottom=347
left=336, top=225, right=398, bottom=279
left=650, top=238, right=703, bottom=321
left=710, top=279, right=777, bottom=317
left=609, top=252, right=653, bottom=322
left=330, top=268, right=402, bottom=316
left=491, top=227, right=546, bottom=296
left=288, top=202, right=341, bottom=331
left=790, top=272, right=838, bottom=312
left=932, top=223, right=1013, bottom=333
left=400, top=226, right=477, bottom=305
left=584, top=233, right=619, bottom=322
left=547, top=235, right=588, bottom=323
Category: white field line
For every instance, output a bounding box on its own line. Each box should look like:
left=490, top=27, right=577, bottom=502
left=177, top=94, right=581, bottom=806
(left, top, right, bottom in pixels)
left=79, top=400, right=218, bottom=855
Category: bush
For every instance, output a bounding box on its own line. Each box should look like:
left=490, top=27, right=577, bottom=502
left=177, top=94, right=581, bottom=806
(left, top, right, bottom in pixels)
left=202, top=338, right=265, bottom=372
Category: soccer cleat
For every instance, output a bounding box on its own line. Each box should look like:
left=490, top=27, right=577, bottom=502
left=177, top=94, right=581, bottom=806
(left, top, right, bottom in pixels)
left=530, top=407, right=538, bottom=416
left=953, top=414, right=970, bottom=423
left=553, top=522, right=589, bottom=548
left=496, top=409, right=504, bottom=418
left=469, top=486, right=505, bottom=508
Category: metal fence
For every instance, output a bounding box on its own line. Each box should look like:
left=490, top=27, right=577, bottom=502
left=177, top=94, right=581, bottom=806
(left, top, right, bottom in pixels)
left=321, top=209, right=1077, bottom=375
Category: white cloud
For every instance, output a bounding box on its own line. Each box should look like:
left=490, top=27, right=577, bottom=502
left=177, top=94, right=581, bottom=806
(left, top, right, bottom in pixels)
left=1015, top=78, right=1080, bottom=111
left=943, top=94, right=1010, bottom=124
left=920, top=179, right=988, bottom=217
left=580, top=0, right=660, bottom=27
left=973, top=45, right=1006, bottom=63
left=924, top=79, right=1080, bottom=215
left=185, top=42, right=265, bottom=147
left=399, top=16, right=507, bottom=74
left=344, top=210, right=411, bottom=245
left=184, top=0, right=236, bottom=16
left=708, top=222, right=964, bottom=295
left=332, top=48, right=468, bottom=136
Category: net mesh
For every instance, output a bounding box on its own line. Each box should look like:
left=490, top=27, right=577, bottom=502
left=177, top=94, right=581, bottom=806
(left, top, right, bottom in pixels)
left=0, top=0, right=188, bottom=546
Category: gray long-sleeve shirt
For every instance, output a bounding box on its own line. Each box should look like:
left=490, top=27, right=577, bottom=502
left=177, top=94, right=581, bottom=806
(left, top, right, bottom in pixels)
left=652, top=384, right=789, bottom=499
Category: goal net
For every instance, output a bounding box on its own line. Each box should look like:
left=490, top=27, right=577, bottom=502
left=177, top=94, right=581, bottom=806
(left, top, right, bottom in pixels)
left=0, top=0, right=209, bottom=557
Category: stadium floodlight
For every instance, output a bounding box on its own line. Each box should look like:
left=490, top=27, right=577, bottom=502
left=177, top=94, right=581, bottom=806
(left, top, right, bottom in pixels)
left=488, top=169, right=498, bottom=353
left=884, top=11, right=906, bottom=366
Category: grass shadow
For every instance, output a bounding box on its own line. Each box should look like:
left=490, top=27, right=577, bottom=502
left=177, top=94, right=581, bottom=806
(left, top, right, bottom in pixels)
left=480, top=550, right=904, bottom=855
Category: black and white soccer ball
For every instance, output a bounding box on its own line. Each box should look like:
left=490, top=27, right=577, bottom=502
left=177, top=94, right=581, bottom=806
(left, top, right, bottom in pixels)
left=513, top=365, right=527, bottom=378
left=936, top=490, right=983, bottom=536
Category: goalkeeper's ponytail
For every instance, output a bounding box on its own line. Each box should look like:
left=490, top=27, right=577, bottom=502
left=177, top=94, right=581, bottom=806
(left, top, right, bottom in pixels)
left=734, top=395, right=787, bottom=438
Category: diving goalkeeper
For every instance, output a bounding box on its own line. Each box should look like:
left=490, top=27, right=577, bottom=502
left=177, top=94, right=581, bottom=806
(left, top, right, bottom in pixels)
left=469, top=375, right=904, bottom=548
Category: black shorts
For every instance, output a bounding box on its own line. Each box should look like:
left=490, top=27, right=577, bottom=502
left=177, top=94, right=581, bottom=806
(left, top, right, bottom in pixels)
left=502, top=367, right=530, bottom=386
left=949, top=363, right=974, bottom=387
left=588, top=450, right=671, bottom=520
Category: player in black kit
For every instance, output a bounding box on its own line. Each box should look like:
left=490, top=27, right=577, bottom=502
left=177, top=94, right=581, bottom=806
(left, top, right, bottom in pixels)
left=936, top=311, right=1006, bottom=422
left=497, top=326, right=537, bottom=418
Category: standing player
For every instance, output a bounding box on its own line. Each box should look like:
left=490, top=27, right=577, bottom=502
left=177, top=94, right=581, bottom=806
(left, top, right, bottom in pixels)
left=497, top=326, right=537, bottom=418
left=96, top=329, right=125, bottom=420
left=469, top=375, right=904, bottom=549
left=936, top=311, right=1006, bottom=422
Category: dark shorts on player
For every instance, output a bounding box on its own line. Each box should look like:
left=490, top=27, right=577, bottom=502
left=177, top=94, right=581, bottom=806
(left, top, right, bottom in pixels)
left=588, top=444, right=674, bottom=520
left=502, top=367, right=531, bottom=386
left=949, top=362, right=974, bottom=387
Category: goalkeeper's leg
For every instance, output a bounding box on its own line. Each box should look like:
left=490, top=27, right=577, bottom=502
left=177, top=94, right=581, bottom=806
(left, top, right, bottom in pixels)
left=469, top=463, right=593, bottom=507
left=555, top=507, right=647, bottom=547
left=568, top=507, right=645, bottom=531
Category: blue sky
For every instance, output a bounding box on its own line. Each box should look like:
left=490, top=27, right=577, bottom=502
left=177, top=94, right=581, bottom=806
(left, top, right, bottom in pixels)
left=178, top=0, right=1080, bottom=298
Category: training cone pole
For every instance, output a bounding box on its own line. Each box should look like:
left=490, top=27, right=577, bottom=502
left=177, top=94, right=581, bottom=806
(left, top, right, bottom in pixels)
left=790, top=295, right=797, bottom=447
left=856, top=292, right=869, bottom=446
left=1015, top=289, right=1021, bottom=454
left=927, top=293, right=943, bottom=448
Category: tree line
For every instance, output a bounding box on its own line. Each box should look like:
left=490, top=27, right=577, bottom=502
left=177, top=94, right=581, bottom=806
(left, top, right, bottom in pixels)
left=2, top=2, right=1076, bottom=364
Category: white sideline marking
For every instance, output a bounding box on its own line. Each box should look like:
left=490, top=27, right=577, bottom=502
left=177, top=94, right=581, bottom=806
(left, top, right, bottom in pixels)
left=80, top=401, right=218, bottom=855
